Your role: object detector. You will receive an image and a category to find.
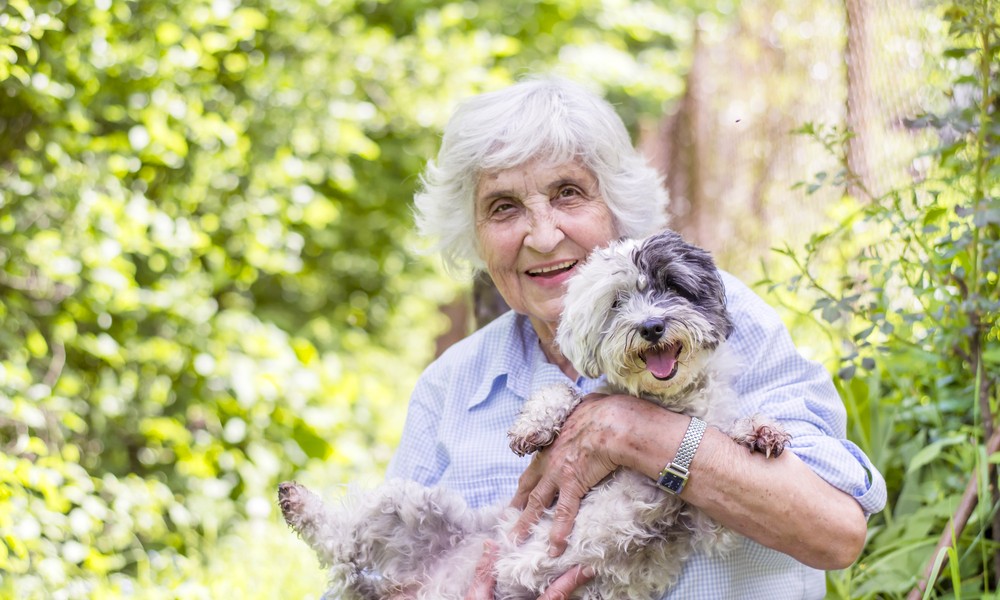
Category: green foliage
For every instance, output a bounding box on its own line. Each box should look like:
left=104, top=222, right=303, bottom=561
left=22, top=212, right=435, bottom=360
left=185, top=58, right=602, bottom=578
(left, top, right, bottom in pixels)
left=763, top=1, right=1000, bottom=597
left=0, top=0, right=701, bottom=596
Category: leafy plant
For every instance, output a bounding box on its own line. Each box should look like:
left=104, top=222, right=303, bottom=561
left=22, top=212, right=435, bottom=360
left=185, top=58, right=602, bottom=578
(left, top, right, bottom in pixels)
left=0, top=0, right=701, bottom=596
left=762, top=1, right=999, bottom=597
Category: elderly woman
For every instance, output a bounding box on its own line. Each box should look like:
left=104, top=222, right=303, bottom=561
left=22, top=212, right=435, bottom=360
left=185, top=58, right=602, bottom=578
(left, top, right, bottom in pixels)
left=387, top=77, right=886, bottom=599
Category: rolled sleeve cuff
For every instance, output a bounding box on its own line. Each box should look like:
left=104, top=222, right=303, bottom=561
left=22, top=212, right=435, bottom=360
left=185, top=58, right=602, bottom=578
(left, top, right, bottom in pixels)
left=790, top=435, right=887, bottom=516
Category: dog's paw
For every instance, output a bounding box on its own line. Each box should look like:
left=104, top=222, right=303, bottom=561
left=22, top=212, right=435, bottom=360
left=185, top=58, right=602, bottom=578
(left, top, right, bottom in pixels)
left=507, top=384, right=582, bottom=457
left=730, top=415, right=790, bottom=459
left=508, top=428, right=557, bottom=456
left=278, top=481, right=307, bottom=526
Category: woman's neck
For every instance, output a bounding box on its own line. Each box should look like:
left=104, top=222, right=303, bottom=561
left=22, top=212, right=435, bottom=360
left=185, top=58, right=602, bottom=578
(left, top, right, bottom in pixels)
left=530, top=316, right=579, bottom=380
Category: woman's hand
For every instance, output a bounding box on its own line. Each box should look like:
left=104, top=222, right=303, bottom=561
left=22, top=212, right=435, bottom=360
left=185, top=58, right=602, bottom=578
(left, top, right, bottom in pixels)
left=464, top=540, right=595, bottom=600
left=509, top=393, right=665, bottom=556
left=537, top=565, right=596, bottom=600
left=463, top=540, right=499, bottom=600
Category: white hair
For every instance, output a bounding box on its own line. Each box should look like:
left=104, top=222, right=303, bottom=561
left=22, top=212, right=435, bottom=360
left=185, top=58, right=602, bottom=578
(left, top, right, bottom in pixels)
left=413, top=76, right=669, bottom=273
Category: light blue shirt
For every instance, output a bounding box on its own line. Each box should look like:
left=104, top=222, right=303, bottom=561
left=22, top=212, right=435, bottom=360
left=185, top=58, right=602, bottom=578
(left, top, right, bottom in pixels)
left=387, top=271, right=887, bottom=599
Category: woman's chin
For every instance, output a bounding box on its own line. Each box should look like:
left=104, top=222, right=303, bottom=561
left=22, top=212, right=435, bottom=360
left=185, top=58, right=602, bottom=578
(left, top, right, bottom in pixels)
left=524, top=303, right=564, bottom=333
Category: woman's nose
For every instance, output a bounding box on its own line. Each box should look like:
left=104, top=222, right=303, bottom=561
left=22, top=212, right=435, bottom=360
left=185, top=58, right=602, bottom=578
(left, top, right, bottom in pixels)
left=524, top=209, right=565, bottom=253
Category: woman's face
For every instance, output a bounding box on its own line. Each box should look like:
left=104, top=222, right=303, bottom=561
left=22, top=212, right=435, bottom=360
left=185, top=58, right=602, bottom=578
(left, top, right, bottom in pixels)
left=474, top=158, right=618, bottom=333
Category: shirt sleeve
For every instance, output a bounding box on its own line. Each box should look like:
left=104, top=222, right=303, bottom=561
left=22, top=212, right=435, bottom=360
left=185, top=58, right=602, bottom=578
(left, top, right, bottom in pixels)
left=385, top=361, right=450, bottom=485
left=724, top=274, right=887, bottom=516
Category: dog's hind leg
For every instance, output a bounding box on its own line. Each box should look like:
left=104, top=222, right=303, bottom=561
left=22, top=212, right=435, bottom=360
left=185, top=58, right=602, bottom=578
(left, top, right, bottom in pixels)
left=507, top=383, right=583, bottom=456
left=280, top=480, right=500, bottom=599
left=278, top=481, right=344, bottom=567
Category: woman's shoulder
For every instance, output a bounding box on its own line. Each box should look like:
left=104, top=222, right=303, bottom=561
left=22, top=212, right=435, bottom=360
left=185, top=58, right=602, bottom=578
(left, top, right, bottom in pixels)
left=719, top=270, right=784, bottom=329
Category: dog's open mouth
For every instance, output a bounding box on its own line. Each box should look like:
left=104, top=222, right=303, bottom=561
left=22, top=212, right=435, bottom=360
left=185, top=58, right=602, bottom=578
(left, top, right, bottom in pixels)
left=641, top=342, right=682, bottom=381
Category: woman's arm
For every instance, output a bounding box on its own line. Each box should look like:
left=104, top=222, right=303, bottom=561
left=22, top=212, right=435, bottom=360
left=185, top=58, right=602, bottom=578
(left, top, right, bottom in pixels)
left=511, top=393, right=868, bottom=570
left=512, top=276, right=883, bottom=571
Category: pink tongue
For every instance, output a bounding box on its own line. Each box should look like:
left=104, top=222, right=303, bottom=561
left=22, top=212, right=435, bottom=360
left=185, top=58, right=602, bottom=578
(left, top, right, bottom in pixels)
left=646, top=345, right=679, bottom=379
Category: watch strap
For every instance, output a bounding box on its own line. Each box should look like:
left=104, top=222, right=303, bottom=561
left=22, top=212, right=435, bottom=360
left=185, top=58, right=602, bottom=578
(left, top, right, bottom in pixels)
left=656, top=416, right=707, bottom=495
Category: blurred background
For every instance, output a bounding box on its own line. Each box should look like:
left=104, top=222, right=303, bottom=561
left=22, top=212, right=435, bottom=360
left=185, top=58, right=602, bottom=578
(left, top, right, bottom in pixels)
left=1, top=0, right=997, bottom=598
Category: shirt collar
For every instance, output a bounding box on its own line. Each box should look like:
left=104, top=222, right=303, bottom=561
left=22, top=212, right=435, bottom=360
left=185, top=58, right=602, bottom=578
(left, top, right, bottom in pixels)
left=466, top=313, right=538, bottom=409
left=465, top=312, right=602, bottom=410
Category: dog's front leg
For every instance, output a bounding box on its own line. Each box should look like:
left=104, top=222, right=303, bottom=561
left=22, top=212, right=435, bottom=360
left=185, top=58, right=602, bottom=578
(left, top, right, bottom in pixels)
left=508, top=383, right=583, bottom=456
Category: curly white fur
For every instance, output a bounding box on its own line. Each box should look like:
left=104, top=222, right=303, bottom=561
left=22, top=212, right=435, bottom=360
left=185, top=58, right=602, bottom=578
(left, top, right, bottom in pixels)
left=279, top=230, right=790, bottom=599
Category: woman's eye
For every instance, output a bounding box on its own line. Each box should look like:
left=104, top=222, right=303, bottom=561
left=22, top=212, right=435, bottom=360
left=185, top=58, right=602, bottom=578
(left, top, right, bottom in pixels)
left=557, top=186, right=580, bottom=199
left=491, top=201, right=515, bottom=216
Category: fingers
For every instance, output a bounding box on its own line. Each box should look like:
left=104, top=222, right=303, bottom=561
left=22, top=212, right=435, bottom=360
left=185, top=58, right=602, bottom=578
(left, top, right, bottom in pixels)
left=547, top=488, right=584, bottom=557
left=511, top=461, right=558, bottom=544
left=511, top=460, right=591, bottom=557
left=463, top=540, right=499, bottom=600
left=511, top=454, right=545, bottom=510
left=536, top=565, right=596, bottom=600
left=511, top=396, right=629, bottom=555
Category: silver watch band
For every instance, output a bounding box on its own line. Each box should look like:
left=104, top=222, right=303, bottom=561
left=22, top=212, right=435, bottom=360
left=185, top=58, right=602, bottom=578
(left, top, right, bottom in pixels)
left=655, top=416, right=707, bottom=495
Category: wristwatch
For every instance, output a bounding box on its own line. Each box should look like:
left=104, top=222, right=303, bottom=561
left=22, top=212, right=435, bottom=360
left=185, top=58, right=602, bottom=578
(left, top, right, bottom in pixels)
left=655, top=416, right=707, bottom=495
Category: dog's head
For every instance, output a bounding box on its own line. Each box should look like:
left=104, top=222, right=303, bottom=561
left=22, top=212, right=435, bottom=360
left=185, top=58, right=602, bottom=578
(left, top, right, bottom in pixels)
left=556, top=230, right=733, bottom=402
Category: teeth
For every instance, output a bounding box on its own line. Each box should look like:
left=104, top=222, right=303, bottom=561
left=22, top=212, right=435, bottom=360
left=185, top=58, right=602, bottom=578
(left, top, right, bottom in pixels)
left=529, top=260, right=576, bottom=275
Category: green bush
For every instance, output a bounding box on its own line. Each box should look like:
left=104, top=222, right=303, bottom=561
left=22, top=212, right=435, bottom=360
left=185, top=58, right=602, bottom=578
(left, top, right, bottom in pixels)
left=0, top=0, right=691, bottom=596
left=0, top=0, right=457, bottom=594
left=762, top=2, right=1000, bottom=597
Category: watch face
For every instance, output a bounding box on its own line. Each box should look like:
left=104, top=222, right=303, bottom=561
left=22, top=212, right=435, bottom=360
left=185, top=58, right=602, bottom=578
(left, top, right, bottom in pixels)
left=658, top=472, right=685, bottom=493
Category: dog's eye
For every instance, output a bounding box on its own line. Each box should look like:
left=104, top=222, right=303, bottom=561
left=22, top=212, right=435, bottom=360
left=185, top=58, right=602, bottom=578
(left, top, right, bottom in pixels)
left=660, top=276, right=696, bottom=302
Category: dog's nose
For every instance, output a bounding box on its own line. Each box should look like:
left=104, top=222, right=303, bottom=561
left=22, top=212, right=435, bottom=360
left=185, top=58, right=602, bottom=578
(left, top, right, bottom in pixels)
left=639, top=319, right=666, bottom=342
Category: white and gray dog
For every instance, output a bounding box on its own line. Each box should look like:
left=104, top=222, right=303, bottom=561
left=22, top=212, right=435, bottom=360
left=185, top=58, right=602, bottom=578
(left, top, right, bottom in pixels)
left=278, top=229, right=790, bottom=600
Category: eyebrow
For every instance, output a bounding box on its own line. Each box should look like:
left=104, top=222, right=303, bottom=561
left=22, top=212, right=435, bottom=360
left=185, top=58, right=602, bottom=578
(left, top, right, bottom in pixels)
left=548, top=177, right=588, bottom=191
left=477, top=176, right=589, bottom=200
left=477, top=188, right=516, bottom=203
left=475, top=167, right=597, bottom=209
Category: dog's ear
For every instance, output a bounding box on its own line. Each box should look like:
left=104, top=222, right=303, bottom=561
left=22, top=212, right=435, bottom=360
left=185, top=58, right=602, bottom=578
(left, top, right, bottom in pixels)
left=554, top=329, right=602, bottom=380
left=708, top=269, right=735, bottom=340
left=557, top=241, right=636, bottom=378
left=579, top=356, right=602, bottom=379
left=636, top=231, right=711, bottom=297
left=638, top=230, right=734, bottom=342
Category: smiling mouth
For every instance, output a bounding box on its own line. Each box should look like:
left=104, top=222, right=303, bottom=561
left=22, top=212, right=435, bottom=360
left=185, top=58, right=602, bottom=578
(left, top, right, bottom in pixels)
left=527, top=260, right=578, bottom=278
left=640, top=342, right=682, bottom=381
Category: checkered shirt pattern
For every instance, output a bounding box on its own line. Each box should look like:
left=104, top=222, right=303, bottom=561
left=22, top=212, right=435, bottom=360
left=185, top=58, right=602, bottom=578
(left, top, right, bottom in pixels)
left=387, top=271, right=887, bottom=599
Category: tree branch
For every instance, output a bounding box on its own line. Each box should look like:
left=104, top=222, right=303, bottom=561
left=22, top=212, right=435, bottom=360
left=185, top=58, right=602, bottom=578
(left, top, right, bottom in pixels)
left=907, top=428, right=1000, bottom=600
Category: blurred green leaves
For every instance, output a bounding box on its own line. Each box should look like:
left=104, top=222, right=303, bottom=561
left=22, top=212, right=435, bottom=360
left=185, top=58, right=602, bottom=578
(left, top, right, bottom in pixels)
left=1, top=0, right=696, bottom=595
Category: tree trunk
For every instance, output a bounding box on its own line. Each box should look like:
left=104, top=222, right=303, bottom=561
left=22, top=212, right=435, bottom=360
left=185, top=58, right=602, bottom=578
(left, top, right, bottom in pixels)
left=654, top=25, right=709, bottom=246
left=844, top=0, right=875, bottom=199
